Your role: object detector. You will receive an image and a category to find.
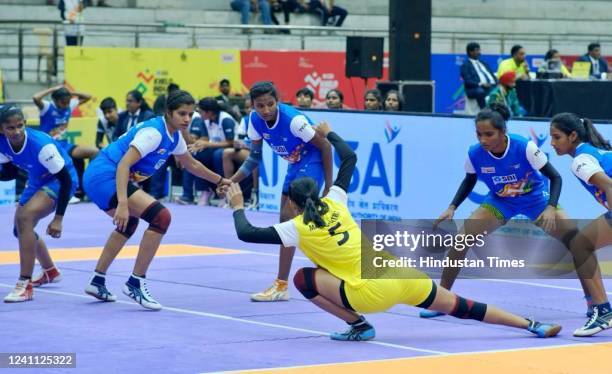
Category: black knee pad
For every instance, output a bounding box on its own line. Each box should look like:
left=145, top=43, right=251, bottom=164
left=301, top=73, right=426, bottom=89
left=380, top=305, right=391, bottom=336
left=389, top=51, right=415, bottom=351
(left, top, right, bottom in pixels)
left=450, top=296, right=487, bottom=321
left=115, top=216, right=140, bottom=238
left=293, top=267, right=318, bottom=299
left=141, top=202, right=171, bottom=235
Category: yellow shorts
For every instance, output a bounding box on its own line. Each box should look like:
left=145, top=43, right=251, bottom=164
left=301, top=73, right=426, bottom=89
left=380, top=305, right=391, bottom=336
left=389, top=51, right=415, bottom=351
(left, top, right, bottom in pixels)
left=342, top=278, right=434, bottom=314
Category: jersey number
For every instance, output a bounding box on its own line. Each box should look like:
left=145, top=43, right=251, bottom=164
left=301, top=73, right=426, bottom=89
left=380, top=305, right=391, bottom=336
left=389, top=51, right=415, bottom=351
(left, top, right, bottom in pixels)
left=328, top=222, right=349, bottom=246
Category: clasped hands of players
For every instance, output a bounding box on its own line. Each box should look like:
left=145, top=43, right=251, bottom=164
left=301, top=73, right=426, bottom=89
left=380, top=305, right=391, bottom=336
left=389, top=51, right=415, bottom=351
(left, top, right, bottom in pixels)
left=222, top=121, right=334, bottom=208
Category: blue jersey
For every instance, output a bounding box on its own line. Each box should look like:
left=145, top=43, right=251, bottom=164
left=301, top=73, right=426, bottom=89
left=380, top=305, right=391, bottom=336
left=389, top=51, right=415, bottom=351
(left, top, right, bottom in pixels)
left=39, top=99, right=79, bottom=141
left=467, top=134, right=547, bottom=200
left=0, top=128, right=75, bottom=188
left=101, top=116, right=187, bottom=183
left=248, top=103, right=321, bottom=165
left=573, top=143, right=612, bottom=208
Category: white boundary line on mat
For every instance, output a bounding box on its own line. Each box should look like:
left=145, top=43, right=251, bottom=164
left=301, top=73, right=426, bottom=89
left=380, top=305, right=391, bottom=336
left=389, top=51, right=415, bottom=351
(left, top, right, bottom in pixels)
left=0, top=283, right=447, bottom=356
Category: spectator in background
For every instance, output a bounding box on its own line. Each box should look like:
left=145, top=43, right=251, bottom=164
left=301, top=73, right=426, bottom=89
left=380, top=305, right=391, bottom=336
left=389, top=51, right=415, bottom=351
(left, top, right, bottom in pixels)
left=270, top=0, right=305, bottom=28
left=32, top=85, right=95, bottom=202
left=497, top=45, right=530, bottom=80
left=96, top=97, right=119, bottom=149
left=222, top=95, right=259, bottom=209
left=178, top=98, right=236, bottom=206
left=61, top=0, right=85, bottom=46
left=461, top=42, right=497, bottom=109
left=486, top=71, right=523, bottom=117
left=364, top=89, right=383, bottom=111
left=325, top=89, right=344, bottom=109
left=384, top=90, right=404, bottom=111
left=113, top=90, right=154, bottom=140
left=215, top=78, right=242, bottom=120
left=295, top=87, right=314, bottom=109
left=216, top=79, right=232, bottom=103
left=302, top=0, right=348, bottom=27
left=153, top=83, right=180, bottom=116
left=577, top=43, right=609, bottom=79
left=230, top=0, right=272, bottom=27
left=539, top=49, right=571, bottom=78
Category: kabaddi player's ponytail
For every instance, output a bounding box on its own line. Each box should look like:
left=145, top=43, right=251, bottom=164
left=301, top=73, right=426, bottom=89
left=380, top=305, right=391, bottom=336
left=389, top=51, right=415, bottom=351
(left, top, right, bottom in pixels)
left=288, top=177, right=329, bottom=228
left=476, top=103, right=510, bottom=131
left=551, top=112, right=611, bottom=150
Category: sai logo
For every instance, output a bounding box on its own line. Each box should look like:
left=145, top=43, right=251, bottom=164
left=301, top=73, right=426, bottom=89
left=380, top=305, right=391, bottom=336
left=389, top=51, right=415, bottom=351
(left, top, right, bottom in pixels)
left=384, top=120, right=400, bottom=143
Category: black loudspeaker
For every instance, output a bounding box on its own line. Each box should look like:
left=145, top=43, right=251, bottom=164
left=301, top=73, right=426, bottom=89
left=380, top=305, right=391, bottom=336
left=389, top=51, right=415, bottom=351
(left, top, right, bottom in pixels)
left=345, top=36, right=384, bottom=78
left=389, top=0, right=431, bottom=81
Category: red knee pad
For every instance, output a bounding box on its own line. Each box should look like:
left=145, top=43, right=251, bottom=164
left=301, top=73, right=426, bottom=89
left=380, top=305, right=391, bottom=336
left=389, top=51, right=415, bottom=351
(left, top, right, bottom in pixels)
left=141, top=202, right=171, bottom=235
left=293, top=267, right=318, bottom=299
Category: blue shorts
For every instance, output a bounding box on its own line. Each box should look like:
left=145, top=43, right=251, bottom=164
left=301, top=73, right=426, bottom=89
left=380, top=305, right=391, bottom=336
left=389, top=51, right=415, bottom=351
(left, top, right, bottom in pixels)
left=20, top=170, right=78, bottom=207
left=83, top=154, right=120, bottom=211
left=481, top=191, right=550, bottom=221
left=282, top=160, right=325, bottom=195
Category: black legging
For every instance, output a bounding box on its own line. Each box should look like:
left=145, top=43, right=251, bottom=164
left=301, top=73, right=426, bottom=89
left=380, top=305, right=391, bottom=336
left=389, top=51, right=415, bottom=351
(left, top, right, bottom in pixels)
left=308, top=0, right=347, bottom=26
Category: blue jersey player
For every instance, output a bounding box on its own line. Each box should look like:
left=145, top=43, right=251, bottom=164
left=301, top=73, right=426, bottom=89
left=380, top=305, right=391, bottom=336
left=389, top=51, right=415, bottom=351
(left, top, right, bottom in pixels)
left=551, top=112, right=612, bottom=337
left=420, top=104, right=591, bottom=320
left=230, top=81, right=333, bottom=302
left=0, top=105, right=78, bottom=303
left=33, top=85, right=97, bottom=201
left=82, top=90, right=231, bottom=310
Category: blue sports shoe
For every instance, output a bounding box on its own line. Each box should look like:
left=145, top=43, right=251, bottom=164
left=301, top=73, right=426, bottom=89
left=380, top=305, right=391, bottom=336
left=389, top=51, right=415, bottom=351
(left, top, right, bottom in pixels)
left=330, top=325, right=376, bottom=341
left=123, top=275, right=162, bottom=311
left=574, top=305, right=612, bottom=337
left=419, top=309, right=444, bottom=318
left=527, top=319, right=561, bottom=338
left=85, top=275, right=117, bottom=302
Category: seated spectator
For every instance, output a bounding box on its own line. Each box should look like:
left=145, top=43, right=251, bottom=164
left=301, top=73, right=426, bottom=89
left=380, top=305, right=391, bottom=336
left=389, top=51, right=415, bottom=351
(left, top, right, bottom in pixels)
left=215, top=78, right=242, bottom=120
left=222, top=95, right=259, bottom=209
left=230, top=0, right=272, bottom=27
left=325, top=89, right=344, bottom=109
left=178, top=98, right=236, bottom=206
left=302, top=0, right=348, bottom=27
left=538, top=49, right=571, bottom=78
left=364, top=89, right=383, bottom=111
left=112, top=89, right=154, bottom=140
left=384, top=90, right=404, bottom=111
left=270, top=0, right=305, bottom=28
left=486, top=71, right=524, bottom=117
left=461, top=42, right=497, bottom=109
left=96, top=97, right=119, bottom=148
left=153, top=83, right=180, bottom=116
left=295, top=87, right=314, bottom=109
left=497, top=44, right=530, bottom=80
left=577, top=42, right=609, bottom=79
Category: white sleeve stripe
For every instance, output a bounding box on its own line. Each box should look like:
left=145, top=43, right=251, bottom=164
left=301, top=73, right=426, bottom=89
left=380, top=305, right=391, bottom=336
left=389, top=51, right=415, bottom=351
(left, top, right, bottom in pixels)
left=525, top=141, right=548, bottom=170
left=38, top=143, right=65, bottom=174
left=572, top=154, right=604, bottom=185
left=290, top=116, right=315, bottom=143
left=464, top=156, right=476, bottom=174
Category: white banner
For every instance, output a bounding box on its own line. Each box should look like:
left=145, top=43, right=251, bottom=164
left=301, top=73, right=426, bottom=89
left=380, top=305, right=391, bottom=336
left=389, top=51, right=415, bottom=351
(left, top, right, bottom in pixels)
left=257, top=111, right=611, bottom=220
